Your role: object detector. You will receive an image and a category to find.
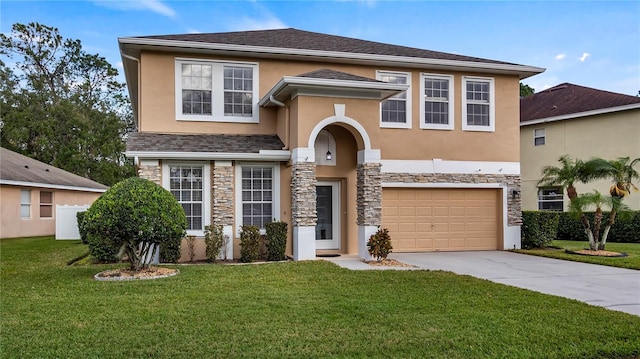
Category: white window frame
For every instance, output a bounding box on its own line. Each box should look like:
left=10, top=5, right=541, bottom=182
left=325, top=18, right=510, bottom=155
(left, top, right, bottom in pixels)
left=235, top=163, right=280, bottom=236
left=420, top=73, right=454, bottom=130
left=162, top=161, right=211, bottom=237
left=20, top=189, right=31, bottom=219
left=534, top=128, right=546, bottom=146
left=175, top=58, right=259, bottom=123
left=39, top=191, right=54, bottom=219
left=538, top=187, right=563, bottom=211
left=376, top=70, right=412, bottom=129
left=462, top=76, right=495, bottom=132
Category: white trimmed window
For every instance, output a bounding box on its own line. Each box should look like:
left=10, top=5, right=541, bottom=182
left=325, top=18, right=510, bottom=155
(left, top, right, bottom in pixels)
left=377, top=71, right=411, bottom=128
left=163, top=162, right=211, bottom=236
left=534, top=128, right=546, bottom=146
left=20, top=190, right=31, bottom=219
left=175, top=59, right=259, bottom=123
left=236, top=164, right=280, bottom=232
left=538, top=187, right=563, bottom=211
left=39, top=191, right=53, bottom=218
left=420, top=74, right=454, bottom=130
left=462, top=76, right=495, bottom=132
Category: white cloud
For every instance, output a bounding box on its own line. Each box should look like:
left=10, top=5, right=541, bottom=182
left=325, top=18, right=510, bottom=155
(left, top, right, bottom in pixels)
left=231, top=16, right=287, bottom=31
left=579, top=52, right=591, bottom=62
left=555, top=53, right=565, bottom=60
left=92, top=0, right=176, bottom=19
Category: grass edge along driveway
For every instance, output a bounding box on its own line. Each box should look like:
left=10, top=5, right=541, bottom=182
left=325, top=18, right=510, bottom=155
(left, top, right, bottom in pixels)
left=2, top=237, right=639, bottom=359
left=515, top=240, right=640, bottom=270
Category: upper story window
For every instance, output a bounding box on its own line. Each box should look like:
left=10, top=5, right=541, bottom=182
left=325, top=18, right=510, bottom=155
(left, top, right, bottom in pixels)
left=420, top=74, right=454, bottom=130
left=40, top=191, right=53, bottom=218
left=377, top=71, right=411, bottom=129
left=538, top=187, right=563, bottom=211
left=534, top=128, right=546, bottom=146
left=20, top=190, right=31, bottom=219
left=462, top=76, right=495, bottom=132
left=175, top=59, right=259, bottom=123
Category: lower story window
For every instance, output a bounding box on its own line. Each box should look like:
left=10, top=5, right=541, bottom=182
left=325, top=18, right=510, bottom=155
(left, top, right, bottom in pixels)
left=538, top=187, right=563, bottom=211
left=40, top=191, right=53, bottom=218
left=169, top=165, right=204, bottom=230
left=241, top=166, right=273, bottom=229
left=20, top=189, right=31, bottom=219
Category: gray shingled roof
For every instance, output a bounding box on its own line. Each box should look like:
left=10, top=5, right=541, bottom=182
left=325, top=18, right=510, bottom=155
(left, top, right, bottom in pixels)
left=126, top=133, right=284, bottom=153
left=132, top=28, right=516, bottom=66
left=0, top=147, right=108, bottom=190
left=521, top=83, right=640, bottom=122
left=298, top=68, right=384, bottom=83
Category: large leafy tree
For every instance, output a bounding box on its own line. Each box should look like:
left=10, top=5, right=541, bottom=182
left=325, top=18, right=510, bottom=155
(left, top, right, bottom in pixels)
left=0, top=22, right=135, bottom=186
left=520, top=83, right=535, bottom=97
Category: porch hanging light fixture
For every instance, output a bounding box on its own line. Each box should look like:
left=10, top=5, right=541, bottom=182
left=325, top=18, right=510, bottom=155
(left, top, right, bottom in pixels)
left=325, top=131, right=332, bottom=161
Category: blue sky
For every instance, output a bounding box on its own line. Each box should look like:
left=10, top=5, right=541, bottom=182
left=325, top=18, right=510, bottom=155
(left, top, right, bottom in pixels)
left=1, top=0, right=639, bottom=95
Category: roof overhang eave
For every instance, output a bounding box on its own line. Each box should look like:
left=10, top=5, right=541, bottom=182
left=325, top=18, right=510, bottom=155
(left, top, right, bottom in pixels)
left=126, top=150, right=291, bottom=161
left=118, top=37, right=546, bottom=79
left=520, top=103, right=640, bottom=126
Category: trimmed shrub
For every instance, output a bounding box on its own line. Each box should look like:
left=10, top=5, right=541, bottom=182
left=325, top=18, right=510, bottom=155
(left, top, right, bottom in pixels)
left=557, top=211, right=640, bottom=243
left=76, top=211, right=89, bottom=244
left=367, top=227, right=393, bottom=261
left=265, top=221, right=288, bottom=261
left=86, top=233, right=119, bottom=263
left=84, top=177, right=187, bottom=270
left=204, top=224, right=225, bottom=262
left=521, top=211, right=559, bottom=249
left=240, top=225, right=261, bottom=263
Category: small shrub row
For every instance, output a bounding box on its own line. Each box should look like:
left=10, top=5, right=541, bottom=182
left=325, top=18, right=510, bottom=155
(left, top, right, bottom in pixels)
left=522, top=210, right=640, bottom=245
left=367, top=227, right=393, bottom=261
left=238, top=221, right=289, bottom=263
left=521, top=211, right=559, bottom=249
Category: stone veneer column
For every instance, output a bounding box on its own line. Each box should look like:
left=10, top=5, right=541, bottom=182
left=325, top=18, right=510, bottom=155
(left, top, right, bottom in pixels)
left=290, top=150, right=317, bottom=261
left=357, top=162, right=382, bottom=260
left=212, top=161, right=234, bottom=259
left=137, top=159, right=161, bottom=185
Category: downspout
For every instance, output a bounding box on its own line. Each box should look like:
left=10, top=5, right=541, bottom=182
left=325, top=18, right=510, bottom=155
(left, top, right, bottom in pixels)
left=270, top=95, right=290, bottom=150
left=121, top=53, right=141, bottom=130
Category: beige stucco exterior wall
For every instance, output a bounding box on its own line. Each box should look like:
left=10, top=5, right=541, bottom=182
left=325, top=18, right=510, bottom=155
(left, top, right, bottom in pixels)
left=137, top=51, right=521, bottom=162
left=0, top=185, right=103, bottom=239
left=521, top=109, right=640, bottom=211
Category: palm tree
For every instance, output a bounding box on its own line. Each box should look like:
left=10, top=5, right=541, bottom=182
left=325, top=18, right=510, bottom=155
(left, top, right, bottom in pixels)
left=571, top=191, right=629, bottom=250
left=538, top=155, right=587, bottom=201
left=605, top=157, right=640, bottom=198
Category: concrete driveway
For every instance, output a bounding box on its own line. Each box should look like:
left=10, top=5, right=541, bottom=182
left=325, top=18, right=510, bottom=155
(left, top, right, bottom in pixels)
left=390, top=251, right=640, bottom=317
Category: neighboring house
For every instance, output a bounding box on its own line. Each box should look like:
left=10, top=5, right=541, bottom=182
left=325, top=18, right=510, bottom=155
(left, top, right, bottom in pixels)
left=520, top=83, right=640, bottom=212
left=0, top=147, right=108, bottom=239
left=119, top=28, right=544, bottom=261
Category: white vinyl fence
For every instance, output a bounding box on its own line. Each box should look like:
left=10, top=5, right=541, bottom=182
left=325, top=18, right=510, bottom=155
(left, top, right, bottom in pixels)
left=56, top=205, right=90, bottom=240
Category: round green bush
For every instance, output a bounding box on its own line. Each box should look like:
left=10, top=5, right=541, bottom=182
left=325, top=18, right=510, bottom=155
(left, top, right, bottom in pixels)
left=84, top=177, right=187, bottom=269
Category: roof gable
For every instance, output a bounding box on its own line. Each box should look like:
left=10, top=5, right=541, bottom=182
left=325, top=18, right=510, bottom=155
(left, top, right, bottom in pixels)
left=520, top=83, right=640, bottom=123
left=0, top=147, right=108, bottom=190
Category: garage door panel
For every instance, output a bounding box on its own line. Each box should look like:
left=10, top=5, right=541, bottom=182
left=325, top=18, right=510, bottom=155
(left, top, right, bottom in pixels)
left=383, top=188, right=498, bottom=252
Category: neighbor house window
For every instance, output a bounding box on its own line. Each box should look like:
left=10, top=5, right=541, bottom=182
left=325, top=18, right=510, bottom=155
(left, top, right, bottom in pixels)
left=169, top=165, right=204, bottom=231
left=175, top=59, right=258, bottom=123
left=39, top=191, right=53, bottom=218
left=462, top=76, right=495, bottom=132
left=534, top=128, right=546, bottom=146
left=538, top=187, right=563, bottom=211
left=20, top=190, right=31, bottom=219
left=377, top=71, right=411, bottom=128
left=420, top=74, right=454, bottom=130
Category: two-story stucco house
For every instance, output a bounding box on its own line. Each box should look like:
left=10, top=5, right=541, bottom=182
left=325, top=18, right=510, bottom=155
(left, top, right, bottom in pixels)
left=119, top=28, right=544, bottom=261
left=520, top=83, right=640, bottom=212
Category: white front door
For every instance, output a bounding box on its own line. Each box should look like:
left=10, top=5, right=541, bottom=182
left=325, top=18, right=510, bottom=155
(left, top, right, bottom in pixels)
left=316, top=181, right=340, bottom=250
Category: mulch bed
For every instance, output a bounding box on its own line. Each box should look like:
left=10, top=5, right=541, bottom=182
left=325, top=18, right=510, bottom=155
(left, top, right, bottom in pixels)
left=94, top=267, right=179, bottom=281
left=565, top=249, right=628, bottom=258
left=363, top=258, right=418, bottom=268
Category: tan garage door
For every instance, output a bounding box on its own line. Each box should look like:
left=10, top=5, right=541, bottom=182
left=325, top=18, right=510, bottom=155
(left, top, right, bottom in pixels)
left=382, top=188, right=499, bottom=252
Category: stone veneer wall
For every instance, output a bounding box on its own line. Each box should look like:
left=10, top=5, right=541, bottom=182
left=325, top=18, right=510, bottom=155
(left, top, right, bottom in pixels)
left=291, top=163, right=317, bottom=227
left=212, top=164, right=234, bottom=226
left=357, top=163, right=382, bottom=226
left=138, top=164, right=161, bottom=185
left=381, top=173, right=522, bottom=226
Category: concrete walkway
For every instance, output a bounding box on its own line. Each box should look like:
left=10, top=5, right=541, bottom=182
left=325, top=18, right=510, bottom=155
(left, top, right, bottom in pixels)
left=321, top=251, right=640, bottom=316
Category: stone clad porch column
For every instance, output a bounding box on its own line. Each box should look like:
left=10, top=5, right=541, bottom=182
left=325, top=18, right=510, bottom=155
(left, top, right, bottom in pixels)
left=357, top=150, right=382, bottom=261
left=212, top=161, right=234, bottom=259
left=291, top=148, right=317, bottom=260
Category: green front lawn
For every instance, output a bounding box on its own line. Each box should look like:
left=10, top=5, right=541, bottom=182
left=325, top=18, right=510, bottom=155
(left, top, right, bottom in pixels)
left=515, top=241, right=640, bottom=270
left=2, top=237, right=639, bottom=358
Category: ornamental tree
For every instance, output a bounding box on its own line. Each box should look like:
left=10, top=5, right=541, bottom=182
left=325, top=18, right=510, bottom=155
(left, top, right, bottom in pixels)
left=84, top=177, right=186, bottom=271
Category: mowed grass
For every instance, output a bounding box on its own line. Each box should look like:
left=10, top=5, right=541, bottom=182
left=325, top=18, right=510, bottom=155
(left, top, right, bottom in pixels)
left=515, top=241, right=640, bottom=270
left=2, top=237, right=639, bottom=359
